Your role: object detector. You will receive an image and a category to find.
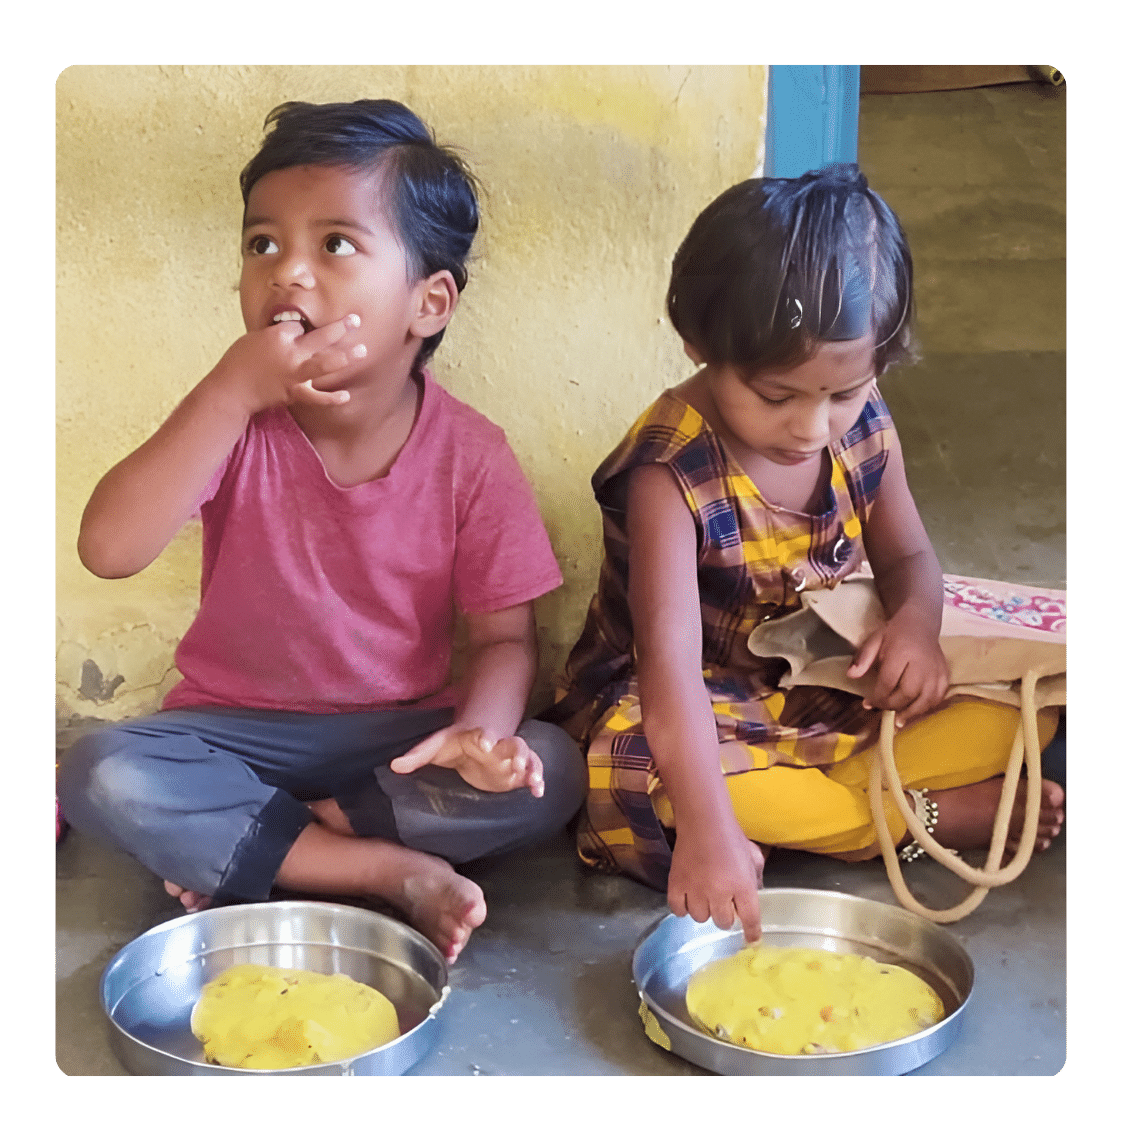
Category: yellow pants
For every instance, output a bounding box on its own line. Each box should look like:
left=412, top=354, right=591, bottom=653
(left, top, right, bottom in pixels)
left=652, top=698, right=1058, bottom=860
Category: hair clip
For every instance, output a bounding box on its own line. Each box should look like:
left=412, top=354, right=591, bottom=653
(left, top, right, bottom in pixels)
left=789, top=297, right=803, bottom=329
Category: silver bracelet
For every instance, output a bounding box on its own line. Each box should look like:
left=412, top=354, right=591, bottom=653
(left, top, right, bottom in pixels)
left=899, top=787, right=939, bottom=863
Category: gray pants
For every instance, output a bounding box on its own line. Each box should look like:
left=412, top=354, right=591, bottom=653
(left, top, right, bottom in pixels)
left=57, top=706, right=587, bottom=903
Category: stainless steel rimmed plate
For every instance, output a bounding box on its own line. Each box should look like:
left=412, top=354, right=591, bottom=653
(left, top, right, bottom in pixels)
left=100, top=901, right=449, bottom=1075
left=633, top=888, right=974, bottom=1075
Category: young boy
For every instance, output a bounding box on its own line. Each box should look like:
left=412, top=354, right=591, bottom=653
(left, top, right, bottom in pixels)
left=58, top=99, right=586, bottom=963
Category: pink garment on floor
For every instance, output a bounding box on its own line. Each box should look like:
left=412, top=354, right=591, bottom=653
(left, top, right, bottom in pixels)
left=163, top=375, right=562, bottom=714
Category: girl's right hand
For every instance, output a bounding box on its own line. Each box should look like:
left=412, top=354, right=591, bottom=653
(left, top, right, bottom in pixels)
left=206, top=314, right=366, bottom=415
left=667, top=821, right=765, bottom=943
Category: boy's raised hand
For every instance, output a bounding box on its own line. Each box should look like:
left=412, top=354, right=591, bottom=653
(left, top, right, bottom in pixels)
left=207, top=314, right=365, bottom=414
left=390, top=725, right=545, bottom=798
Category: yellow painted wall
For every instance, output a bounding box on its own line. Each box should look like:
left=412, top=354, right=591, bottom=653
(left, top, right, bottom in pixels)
left=56, top=64, right=767, bottom=722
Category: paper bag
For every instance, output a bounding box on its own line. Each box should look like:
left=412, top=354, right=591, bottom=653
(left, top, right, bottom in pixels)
left=747, top=570, right=1066, bottom=922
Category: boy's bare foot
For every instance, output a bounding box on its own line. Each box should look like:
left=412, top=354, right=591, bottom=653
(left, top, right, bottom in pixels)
left=275, top=824, right=487, bottom=963
left=398, top=862, right=488, bottom=964
left=162, top=822, right=487, bottom=960
left=919, top=776, right=1064, bottom=854
left=163, top=880, right=213, bottom=913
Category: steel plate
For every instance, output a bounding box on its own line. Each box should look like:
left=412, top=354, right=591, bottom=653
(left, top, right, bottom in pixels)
left=100, top=901, right=449, bottom=1075
left=632, top=888, right=973, bottom=1075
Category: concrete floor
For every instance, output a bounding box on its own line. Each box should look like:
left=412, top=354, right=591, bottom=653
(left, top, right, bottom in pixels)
left=56, top=79, right=1066, bottom=1076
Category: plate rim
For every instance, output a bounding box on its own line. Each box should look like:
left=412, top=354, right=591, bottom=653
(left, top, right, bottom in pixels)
left=631, top=887, right=974, bottom=1069
left=98, top=899, right=449, bottom=1075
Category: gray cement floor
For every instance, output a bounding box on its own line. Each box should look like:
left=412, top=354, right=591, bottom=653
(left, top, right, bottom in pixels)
left=56, top=78, right=1066, bottom=1076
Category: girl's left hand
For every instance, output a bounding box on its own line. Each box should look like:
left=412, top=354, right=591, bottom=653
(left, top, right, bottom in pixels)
left=847, top=614, right=949, bottom=727
left=390, top=725, right=545, bottom=797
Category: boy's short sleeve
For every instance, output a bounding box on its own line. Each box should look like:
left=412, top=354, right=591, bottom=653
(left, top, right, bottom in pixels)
left=451, top=434, right=562, bottom=615
left=189, top=441, right=239, bottom=518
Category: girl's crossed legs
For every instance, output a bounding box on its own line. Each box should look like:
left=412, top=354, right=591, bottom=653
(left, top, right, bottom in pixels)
left=713, top=698, right=1064, bottom=860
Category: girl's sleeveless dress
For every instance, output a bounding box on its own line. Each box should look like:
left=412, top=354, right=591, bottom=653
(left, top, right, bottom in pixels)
left=549, top=386, right=1057, bottom=890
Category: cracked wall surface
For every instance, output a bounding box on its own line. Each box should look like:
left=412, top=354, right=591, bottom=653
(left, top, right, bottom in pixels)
left=56, top=65, right=768, bottom=724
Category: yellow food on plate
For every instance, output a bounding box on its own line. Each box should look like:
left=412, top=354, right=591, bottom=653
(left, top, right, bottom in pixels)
left=191, top=963, right=400, bottom=1070
left=686, top=944, right=944, bottom=1055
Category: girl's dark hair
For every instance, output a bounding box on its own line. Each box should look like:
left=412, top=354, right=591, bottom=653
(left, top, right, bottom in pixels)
left=667, top=164, right=915, bottom=377
left=240, top=99, right=481, bottom=373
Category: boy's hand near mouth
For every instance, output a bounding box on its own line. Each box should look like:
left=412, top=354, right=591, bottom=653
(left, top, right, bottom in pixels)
left=205, top=312, right=366, bottom=414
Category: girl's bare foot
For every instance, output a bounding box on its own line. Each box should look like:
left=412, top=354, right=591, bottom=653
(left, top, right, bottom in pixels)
left=163, top=880, right=213, bottom=913
left=920, top=776, right=1064, bottom=854
left=275, top=823, right=487, bottom=963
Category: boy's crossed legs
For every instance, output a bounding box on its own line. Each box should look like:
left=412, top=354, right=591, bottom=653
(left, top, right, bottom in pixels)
left=58, top=706, right=587, bottom=962
left=167, top=809, right=489, bottom=963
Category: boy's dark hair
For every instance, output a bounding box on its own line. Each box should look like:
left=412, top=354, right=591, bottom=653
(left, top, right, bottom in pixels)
left=241, top=99, right=481, bottom=374
left=667, top=164, right=915, bottom=377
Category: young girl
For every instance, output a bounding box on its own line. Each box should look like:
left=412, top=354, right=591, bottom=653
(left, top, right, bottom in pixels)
left=57, top=99, right=586, bottom=963
left=549, top=166, right=1064, bottom=941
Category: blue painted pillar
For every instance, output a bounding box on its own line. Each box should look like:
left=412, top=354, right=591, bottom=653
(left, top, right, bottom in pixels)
left=765, top=65, right=861, bottom=177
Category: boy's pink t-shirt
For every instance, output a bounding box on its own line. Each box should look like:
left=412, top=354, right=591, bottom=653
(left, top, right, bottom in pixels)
left=162, top=376, right=562, bottom=714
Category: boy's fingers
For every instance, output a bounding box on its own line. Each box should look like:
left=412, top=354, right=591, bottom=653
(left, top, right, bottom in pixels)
left=299, top=343, right=364, bottom=380
left=290, top=316, right=365, bottom=383
left=460, top=728, right=493, bottom=762
left=497, top=738, right=545, bottom=796
left=297, top=313, right=361, bottom=351
left=524, top=746, right=545, bottom=794
left=485, top=735, right=522, bottom=765
left=390, top=731, right=447, bottom=774
left=509, top=759, right=527, bottom=791
left=292, top=379, right=350, bottom=407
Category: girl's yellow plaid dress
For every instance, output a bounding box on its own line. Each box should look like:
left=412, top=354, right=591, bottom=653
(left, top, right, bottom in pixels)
left=550, top=388, right=1052, bottom=890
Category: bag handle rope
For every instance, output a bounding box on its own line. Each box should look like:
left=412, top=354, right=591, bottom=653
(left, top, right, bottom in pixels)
left=869, top=670, right=1043, bottom=923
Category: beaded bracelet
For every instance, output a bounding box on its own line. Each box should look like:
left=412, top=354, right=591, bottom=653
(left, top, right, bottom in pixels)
left=899, top=787, right=938, bottom=863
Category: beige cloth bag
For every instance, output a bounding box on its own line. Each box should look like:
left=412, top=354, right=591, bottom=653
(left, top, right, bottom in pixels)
left=748, top=571, right=1066, bottom=922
